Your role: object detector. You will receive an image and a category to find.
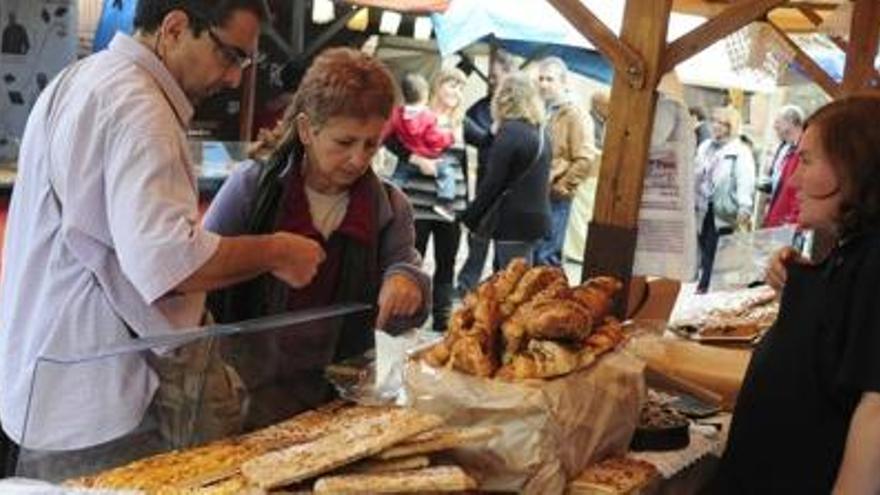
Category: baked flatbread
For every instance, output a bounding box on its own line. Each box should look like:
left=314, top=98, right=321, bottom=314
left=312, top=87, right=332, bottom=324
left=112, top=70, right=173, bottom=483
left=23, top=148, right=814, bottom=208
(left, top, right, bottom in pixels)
left=241, top=408, right=443, bottom=489
left=569, top=456, right=658, bottom=494
left=351, top=455, right=431, bottom=473
left=69, top=440, right=258, bottom=491
left=313, top=465, right=477, bottom=494
left=377, top=426, right=499, bottom=459
left=69, top=404, right=421, bottom=492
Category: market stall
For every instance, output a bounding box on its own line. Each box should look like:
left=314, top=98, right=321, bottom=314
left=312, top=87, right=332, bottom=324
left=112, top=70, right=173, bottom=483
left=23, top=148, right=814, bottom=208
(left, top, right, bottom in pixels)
left=2, top=259, right=781, bottom=494
left=3, top=263, right=645, bottom=493
left=3, top=0, right=878, bottom=493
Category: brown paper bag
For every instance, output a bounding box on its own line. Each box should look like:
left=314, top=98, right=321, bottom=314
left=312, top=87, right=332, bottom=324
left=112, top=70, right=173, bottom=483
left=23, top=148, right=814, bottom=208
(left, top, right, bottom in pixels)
left=403, top=351, right=645, bottom=494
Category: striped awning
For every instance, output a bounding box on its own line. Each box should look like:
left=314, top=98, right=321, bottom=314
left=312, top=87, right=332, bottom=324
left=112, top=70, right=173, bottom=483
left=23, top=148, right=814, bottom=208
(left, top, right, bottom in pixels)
left=344, top=0, right=450, bottom=14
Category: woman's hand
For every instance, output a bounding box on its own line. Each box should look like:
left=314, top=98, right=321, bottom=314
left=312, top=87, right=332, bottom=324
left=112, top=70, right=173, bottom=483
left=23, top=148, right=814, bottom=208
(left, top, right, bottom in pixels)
left=765, top=246, right=808, bottom=294
left=270, top=232, right=325, bottom=288
left=376, top=273, right=423, bottom=329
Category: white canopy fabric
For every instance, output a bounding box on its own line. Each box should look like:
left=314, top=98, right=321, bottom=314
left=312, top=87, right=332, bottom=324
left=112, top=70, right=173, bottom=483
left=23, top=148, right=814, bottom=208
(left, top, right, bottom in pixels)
left=431, top=0, right=777, bottom=92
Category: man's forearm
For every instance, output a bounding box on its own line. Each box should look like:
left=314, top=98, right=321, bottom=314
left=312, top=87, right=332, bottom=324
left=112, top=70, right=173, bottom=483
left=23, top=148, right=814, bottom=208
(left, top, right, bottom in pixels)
left=834, top=392, right=880, bottom=494
left=176, top=235, right=284, bottom=293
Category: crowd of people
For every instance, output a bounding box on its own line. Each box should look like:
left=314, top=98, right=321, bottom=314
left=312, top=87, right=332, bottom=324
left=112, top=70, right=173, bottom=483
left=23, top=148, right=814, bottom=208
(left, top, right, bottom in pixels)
left=381, top=52, right=597, bottom=331
left=691, top=102, right=806, bottom=291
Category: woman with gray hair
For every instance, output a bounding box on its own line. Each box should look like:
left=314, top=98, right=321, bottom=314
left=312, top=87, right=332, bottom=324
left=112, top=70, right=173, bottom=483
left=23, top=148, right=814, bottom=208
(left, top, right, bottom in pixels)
left=459, top=72, right=552, bottom=272
left=694, top=105, right=756, bottom=292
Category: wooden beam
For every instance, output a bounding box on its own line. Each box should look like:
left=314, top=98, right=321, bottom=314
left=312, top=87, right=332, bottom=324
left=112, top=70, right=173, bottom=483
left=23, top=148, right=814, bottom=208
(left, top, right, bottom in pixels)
left=842, top=0, right=880, bottom=95
left=582, top=0, right=673, bottom=316
left=767, top=20, right=841, bottom=98
left=663, top=0, right=786, bottom=73
left=547, top=0, right=646, bottom=88
left=795, top=4, right=825, bottom=27
left=797, top=5, right=880, bottom=81
left=792, top=1, right=842, bottom=12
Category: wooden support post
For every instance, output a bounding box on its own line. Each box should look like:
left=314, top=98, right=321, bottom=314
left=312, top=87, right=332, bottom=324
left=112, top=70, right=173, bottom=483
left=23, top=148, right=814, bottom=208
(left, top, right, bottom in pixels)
left=796, top=5, right=827, bottom=30
left=662, top=0, right=786, bottom=74
left=767, top=20, right=841, bottom=98
left=582, top=0, right=672, bottom=316
left=797, top=4, right=880, bottom=83
left=842, top=0, right=880, bottom=94
left=547, top=0, right=646, bottom=88
left=794, top=1, right=849, bottom=12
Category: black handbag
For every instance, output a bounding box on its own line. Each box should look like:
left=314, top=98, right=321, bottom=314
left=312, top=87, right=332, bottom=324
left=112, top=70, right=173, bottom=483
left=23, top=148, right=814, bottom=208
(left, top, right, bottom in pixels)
left=473, top=128, right=545, bottom=238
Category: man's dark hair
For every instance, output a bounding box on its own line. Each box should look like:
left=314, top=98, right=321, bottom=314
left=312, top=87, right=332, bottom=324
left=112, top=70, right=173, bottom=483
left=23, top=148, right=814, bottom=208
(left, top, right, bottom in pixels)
left=689, top=106, right=706, bottom=121
left=134, top=0, right=268, bottom=35
left=400, top=73, right=429, bottom=105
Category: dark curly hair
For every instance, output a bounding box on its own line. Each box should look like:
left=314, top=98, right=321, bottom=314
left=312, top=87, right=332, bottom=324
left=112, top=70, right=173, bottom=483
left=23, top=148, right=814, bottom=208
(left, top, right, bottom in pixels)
left=134, top=0, right=268, bottom=35
left=805, top=94, right=880, bottom=237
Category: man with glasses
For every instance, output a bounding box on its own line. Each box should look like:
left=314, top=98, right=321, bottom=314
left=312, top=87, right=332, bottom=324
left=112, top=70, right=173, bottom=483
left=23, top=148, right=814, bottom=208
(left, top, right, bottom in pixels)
left=0, top=0, right=326, bottom=468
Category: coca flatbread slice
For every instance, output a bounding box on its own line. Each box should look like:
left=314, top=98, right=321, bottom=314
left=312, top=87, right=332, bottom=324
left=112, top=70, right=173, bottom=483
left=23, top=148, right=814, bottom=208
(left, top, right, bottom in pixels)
left=241, top=408, right=443, bottom=489
left=569, top=456, right=658, bottom=494
left=193, top=474, right=265, bottom=495
left=376, top=426, right=499, bottom=459
left=70, top=440, right=258, bottom=491
left=351, top=455, right=431, bottom=474
left=313, top=465, right=478, bottom=494
left=241, top=403, right=391, bottom=452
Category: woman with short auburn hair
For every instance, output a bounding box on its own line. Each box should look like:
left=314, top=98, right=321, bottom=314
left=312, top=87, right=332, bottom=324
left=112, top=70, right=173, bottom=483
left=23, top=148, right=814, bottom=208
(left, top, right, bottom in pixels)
left=203, top=48, right=430, bottom=419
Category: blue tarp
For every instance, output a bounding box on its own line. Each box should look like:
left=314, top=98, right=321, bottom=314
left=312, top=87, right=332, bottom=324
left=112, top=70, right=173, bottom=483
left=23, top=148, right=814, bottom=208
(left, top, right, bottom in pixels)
left=93, top=0, right=137, bottom=52
left=430, top=0, right=601, bottom=56
left=498, top=39, right=613, bottom=85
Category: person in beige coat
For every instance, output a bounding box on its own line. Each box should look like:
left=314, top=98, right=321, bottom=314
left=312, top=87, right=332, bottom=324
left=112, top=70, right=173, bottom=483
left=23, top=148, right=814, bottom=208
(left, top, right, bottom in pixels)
left=534, top=57, right=596, bottom=266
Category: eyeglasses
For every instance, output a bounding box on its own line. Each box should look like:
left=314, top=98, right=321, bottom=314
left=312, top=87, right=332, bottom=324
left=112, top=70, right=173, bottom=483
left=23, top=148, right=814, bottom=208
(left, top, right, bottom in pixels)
left=205, top=27, right=256, bottom=70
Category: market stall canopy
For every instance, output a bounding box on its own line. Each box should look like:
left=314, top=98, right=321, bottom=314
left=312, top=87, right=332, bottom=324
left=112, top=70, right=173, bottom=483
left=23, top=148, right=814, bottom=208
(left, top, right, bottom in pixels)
left=428, top=0, right=776, bottom=91
left=429, top=0, right=847, bottom=56
left=344, top=0, right=451, bottom=14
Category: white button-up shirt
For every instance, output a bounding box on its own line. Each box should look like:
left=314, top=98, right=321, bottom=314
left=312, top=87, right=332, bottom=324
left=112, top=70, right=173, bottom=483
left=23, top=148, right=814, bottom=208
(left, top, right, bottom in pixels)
left=0, top=33, right=220, bottom=450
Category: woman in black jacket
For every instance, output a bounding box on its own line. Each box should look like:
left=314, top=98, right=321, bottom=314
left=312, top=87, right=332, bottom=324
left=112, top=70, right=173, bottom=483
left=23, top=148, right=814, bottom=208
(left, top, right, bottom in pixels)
left=460, top=72, right=552, bottom=271
left=713, top=95, right=880, bottom=493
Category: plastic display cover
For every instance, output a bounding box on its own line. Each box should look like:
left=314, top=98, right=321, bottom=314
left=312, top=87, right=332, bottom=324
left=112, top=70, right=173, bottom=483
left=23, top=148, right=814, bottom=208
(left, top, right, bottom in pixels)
left=13, top=303, right=372, bottom=482
left=710, top=225, right=796, bottom=292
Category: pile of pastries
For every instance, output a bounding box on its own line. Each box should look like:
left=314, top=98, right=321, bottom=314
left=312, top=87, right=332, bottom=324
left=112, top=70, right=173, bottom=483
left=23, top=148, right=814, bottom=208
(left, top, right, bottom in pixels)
left=422, top=259, right=626, bottom=380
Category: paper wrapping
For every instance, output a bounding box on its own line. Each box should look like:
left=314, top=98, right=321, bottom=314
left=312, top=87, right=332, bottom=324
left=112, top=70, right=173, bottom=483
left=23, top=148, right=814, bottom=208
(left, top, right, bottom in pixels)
left=403, top=351, right=645, bottom=494
left=627, top=335, right=751, bottom=410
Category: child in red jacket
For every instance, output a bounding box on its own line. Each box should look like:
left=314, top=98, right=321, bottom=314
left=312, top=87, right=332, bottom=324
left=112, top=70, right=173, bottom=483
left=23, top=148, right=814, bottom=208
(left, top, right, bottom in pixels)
left=384, top=73, right=456, bottom=220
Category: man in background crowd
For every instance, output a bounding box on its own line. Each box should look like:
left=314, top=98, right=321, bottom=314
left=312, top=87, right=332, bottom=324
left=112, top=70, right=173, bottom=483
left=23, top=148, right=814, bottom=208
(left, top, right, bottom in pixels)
left=689, top=106, right=712, bottom=147
left=533, top=56, right=595, bottom=267
left=760, top=105, right=805, bottom=227
left=589, top=90, right=609, bottom=149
